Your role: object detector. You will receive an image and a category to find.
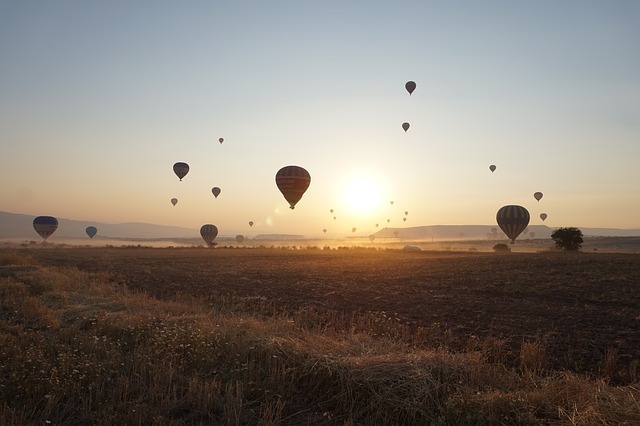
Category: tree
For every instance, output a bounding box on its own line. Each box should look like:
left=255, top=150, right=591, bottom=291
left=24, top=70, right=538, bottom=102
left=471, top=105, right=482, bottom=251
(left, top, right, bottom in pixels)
left=551, top=227, right=584, bottom=251
left=493, top=243, right=511, bottom=253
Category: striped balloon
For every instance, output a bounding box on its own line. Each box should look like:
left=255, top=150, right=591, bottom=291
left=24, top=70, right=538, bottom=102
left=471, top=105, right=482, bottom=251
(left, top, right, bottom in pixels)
left=200, top=224, right=218, bottom=247
left=275, top=165, right=311, bottom=209
left=496, top=205, right=530, bottom=243
left=33, top=216, right=58, bottom=241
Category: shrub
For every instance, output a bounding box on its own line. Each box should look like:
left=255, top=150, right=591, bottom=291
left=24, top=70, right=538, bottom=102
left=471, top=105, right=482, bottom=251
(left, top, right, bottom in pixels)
left=551, top=227, right=584, bottom=251
left=493, top=243, right=511, bottom=253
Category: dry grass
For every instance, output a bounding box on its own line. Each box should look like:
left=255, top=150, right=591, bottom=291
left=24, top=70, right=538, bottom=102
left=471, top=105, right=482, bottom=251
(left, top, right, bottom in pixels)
left=1, top=250, right=639, bottom=424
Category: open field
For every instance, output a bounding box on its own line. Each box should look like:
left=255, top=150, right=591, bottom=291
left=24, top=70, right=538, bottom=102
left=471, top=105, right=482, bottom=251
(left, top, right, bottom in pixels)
left=2, top=247, right=640, bottom=424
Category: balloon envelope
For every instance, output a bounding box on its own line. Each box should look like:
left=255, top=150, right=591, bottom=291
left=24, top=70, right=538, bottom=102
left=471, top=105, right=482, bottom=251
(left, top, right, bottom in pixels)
left=540, top=213, right=547, bottom=221
left=171, top=198, right=178, bottom=206
left=405, top=81, right=416, bottom=95
left=275, top=165, right=311, bottom=209
left=489, top=165, right=496, bottom=172
left=212, top=187, right=221, bottom=198
left=85, top=226, right=97, bottom=239
left=200, top=224, right=218, bottom=246
left=496, top=205, right=530, bottom=243
left=402, top=122, right=410, bottom=132
left=534, top=191, right=543, bottom=201
left=352, top=227, right=356, bottom=233
left=219, top=138, right=224, bottom=144
left=173, top=162, right=189, bottom=181
left=323, top=228, right=327, bottom=233
left=235, top=235, right=244, bottom=243
left=249, top=221, right=254, bottom=227
left=369, top=235, right=375, bottom=242
left=33, top=216, right=58, bottom=241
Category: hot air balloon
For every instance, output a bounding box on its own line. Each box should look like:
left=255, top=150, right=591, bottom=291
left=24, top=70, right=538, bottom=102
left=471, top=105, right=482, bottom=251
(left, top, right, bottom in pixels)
left=390, top=201, right=394, bottom=205
left=491, top=227, right=498, bottom=234
left=534, top=192, right=543, bottom=202
left=403, top=217, right=407, bottom=222
left=330, top=209, right=334, bottom=213
left=200, top=224, right=218, bottom=247
left=219, top=138, right=224, bottom=144
left=323, top=228, right=327, bottom=234
left=489, top=165, right=496, bottom=172
left=235, top=235, right=244, bottom=243
left=529, top=232, right=536, bottom=238
left=402, top=122, right=410, bottom=132
left=405, top=81, right=416, bottom=95
left=85, top=226, right=97, bottom=239
left=171, top=198, right=178, bottom=206
left=333, top=216, right=336, bottom=220
left=404, top=211, right=408, bottom=216
left=249, top=221, right=254, bottom=227
left=369, top=235, right=375, bottom=242
left=387, top=219, right=391, bottom=223
left=275, top=165, right=311, bottom=209
left=173, top=162, right=189, bottom=181
left=496, top=205, right=530, bottom=244
left=212, top=187, right=221, bottom=198
left=540, top=213, right=547, bottom=221
left=352, top=227, right=356, bottom=233
left=33, top=216, right=58, bottom=241
left=375, top=223, right=379, bottom=227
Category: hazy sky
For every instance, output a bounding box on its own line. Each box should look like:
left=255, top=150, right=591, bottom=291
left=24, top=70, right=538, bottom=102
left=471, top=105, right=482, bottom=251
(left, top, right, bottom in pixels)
left=2, top=1, right=639, bottom=236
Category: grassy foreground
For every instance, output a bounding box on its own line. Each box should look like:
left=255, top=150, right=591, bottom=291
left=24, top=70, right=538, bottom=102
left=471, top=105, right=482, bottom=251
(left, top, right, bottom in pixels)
left=1, top=250, right=639, bottom=425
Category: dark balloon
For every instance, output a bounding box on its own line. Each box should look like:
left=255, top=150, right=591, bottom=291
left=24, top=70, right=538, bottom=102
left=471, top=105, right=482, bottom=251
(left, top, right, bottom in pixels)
left=86, top=226, right=97, bottom=239
left=275, top=166, right=311, bottom=209
left=249, top=221, right=254, bottom=227
left=200, top=224, right=218, bottom=247
left=171, top=198, right=178, bottom=206
left=496, top=205, right=530, bottom=243
left=33, top=216, right=58, bottom=241
left=219, top=138, right=224, bottom=144
left=534, top=191, right=543, bottom=202
left=405, top=81, right=416, bottom=95
left=402, top=122, right=410, bottom=132
left=489, top=165, right=496, bottom=172
left=212, top=187, right=221, bottom=198
left=173, top=162, right=189, bottom=181
left=540, top=213, right=547, bottom=221
left=235, top=235, right=244, bottom=243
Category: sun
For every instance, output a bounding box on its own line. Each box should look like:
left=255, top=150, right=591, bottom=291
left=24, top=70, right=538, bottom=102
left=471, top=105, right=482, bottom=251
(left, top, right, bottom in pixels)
left=341, top=176, right=383, bottom=216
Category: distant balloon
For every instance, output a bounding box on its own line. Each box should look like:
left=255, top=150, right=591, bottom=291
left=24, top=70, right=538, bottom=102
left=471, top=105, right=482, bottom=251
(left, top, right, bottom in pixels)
left=330, top=209, right=334, bottom=213
left=403, top=217, right=407, bottom=222
left=375, top=223, right=379, bottom=227
left=402, top=122, right=410, bottom=132
left=540, top=213, right=547, bottom=221
left=171, top=198, right=178, bottom=206
left=173, top=162, right=189, bottom=181
left=212, top=187, right=221, bottom=198
left=323, top=228, right=327, bottom=234
left=200, top=224, right=218, bottom=247
left=369, top=235, right=375, bottom=242
left=249, top=221, right=254, bottom=227
left=496, top=205, right=530, bottom=244
left=352, top=227, right=356, bottom=233
left=387, top=219, right=391, bottom=223
left=235, top=234, right=244, bottom=243
left=33, top=216, right=58, bottom=241
left=275, top=165, right=311, bottom=209
left=219, top=138, right=224, bottom=144
left=491, top=227, right=498, bottom=234
left=390, top=201, right=394, bottom=205
left=489, top=165, right=496, bottom=173
left=534, top=192, right=543, bottom=202
left=405, top=81, right=416, bottom=95
left=85, top=226, right=97, bottom=239
left=529, top=232, right=536, bottom=238
left=333, top=216, right=336, bottom=220
left=404, top=211, right=408, bottom=216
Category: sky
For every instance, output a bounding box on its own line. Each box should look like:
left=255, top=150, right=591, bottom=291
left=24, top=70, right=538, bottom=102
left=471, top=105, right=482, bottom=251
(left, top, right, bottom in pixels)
left=1, top=1, right=639, bottom=237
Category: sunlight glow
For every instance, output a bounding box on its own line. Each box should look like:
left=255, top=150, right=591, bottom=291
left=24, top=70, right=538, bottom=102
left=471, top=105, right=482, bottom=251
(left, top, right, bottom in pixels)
left=341, top=175, right=383, bottom=217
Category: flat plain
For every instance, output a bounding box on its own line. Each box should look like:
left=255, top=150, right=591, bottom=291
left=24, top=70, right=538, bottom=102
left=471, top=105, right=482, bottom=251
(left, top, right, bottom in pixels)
left=26, top=246, right=640, bottom=378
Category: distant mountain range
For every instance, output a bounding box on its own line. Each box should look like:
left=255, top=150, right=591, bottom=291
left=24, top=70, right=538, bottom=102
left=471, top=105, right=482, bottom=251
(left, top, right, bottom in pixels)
left=1, top=211, right=639, bottom=240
